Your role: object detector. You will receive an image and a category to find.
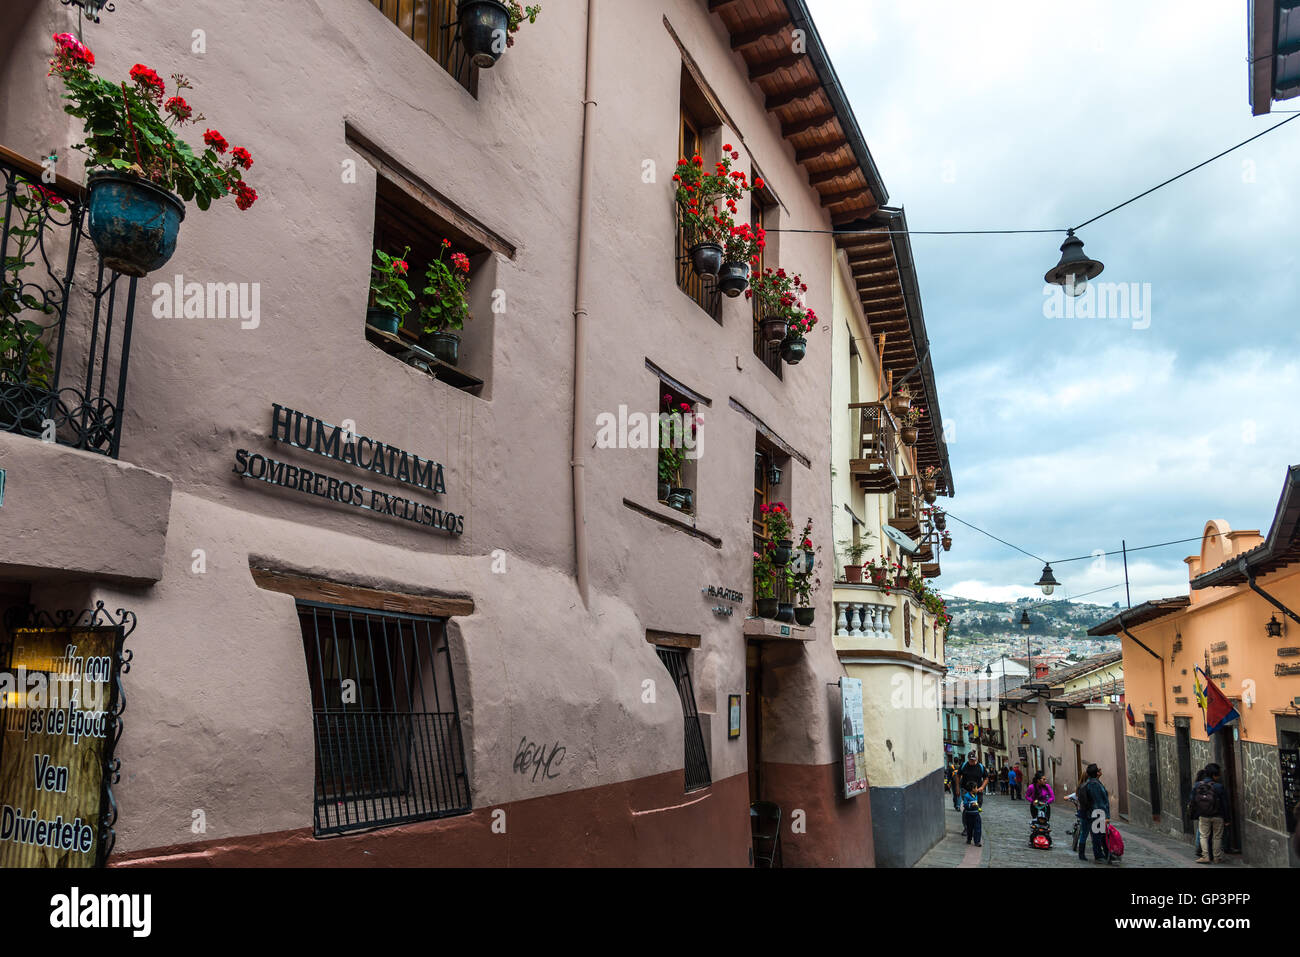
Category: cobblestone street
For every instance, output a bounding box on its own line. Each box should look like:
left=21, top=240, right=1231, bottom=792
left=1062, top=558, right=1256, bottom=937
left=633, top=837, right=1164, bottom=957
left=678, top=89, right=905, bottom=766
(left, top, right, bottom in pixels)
left=916, top=789, right=1246, bottom=868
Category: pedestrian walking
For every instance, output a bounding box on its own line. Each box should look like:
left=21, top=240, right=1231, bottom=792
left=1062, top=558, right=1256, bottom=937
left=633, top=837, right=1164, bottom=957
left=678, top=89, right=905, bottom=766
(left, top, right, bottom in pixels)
left=1025, top=770, right=1055, bottom=822
left=961, top=784, right=983, bottom=847
left=999, top=766, right=1009, bottom=795
left=1077, top=763, right=1112, bottom=863
left=958, top=751, right=989, bottom=809
left=1189, top=763, right=1229, bottom=864
left=951, top=759, right=962, bottom=811
left=1008, top=765, right=1021, bottom=801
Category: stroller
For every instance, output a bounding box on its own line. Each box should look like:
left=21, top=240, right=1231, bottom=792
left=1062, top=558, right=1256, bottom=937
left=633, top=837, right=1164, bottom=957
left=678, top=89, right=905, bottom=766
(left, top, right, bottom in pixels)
left=1028, top=800, right=1053, bottom=849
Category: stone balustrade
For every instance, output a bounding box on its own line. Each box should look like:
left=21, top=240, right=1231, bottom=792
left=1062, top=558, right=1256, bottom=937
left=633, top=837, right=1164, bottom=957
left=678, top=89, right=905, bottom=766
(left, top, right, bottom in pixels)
left=835, top=600, right=894, bottom=640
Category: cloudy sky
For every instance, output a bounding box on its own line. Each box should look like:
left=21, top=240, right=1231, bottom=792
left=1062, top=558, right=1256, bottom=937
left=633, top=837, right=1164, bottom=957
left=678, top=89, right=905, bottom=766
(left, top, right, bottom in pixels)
left=808, top=0, right=1300, bottom=608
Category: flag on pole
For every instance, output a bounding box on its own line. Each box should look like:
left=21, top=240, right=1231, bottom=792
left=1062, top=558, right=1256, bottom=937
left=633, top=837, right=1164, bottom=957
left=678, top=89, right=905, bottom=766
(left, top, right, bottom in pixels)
left=1193, top=668, right=1208, bottom=714
left=1194, top=666, right=1239, bottom=736
left=1125, top=703, right=1135, bottom=727
left=1020, top=727, right=1029, bottom=738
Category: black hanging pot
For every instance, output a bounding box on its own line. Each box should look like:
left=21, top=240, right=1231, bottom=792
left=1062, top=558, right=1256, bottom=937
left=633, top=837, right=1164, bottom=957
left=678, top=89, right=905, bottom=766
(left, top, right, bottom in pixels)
left=420, top=331, right=461, bottom=365
left=366, top=307, right=401, bottom=335
left=760, top=317, right=788, bottom=343
left=689, top=241, right=724, bottom=277
left=794, top=607, right=815, bottom=627
left=756, top=598, right=779, bottom=619
left=935, top=513, right=947, bottom=531
left=780, top=333, right=807, bottom=365
left=86, top=171, right=185, bottom=277
left=924, top=489, right=938, bottom=505
left=716, top=261, right=751, bottom=298
left=459, top=0, right=511, bottom=68
left=772, top=539, right=793, bottom=565
left=776, top=602, right=795, bottom=623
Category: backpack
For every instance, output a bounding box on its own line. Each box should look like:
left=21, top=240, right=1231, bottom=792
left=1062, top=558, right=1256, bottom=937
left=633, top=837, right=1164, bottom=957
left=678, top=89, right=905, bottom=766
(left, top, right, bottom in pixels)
left=1191, top=780, right=1218, bottom=817
left=1106, top=824, right=1124, bottom=857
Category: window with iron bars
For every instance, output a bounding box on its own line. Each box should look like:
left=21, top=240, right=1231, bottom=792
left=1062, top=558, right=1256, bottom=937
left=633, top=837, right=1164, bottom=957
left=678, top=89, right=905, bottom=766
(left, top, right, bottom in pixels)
left=297, top=600, right=471, bottom=836
left=367, top=0, right=477, bottom=93
left=655, top=646, right=711, bottom=792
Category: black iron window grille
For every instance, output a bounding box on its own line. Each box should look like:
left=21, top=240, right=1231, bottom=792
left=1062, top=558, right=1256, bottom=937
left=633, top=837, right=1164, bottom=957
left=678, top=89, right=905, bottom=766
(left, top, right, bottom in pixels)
left=655, top=646, right=712, bottom=793
left=1, top=152, right=139, bottom=457
left=675, top=208, right=723, bottom=323
left=368, top=0, right=476, bottom=93
left=297, top=601, right=471, bottom=837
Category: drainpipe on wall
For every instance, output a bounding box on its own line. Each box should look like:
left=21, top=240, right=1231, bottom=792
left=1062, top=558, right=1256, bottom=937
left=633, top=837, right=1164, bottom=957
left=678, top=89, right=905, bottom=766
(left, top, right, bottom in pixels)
left=1118, top=609, right=1166, bottom=728
left=571, top=0, right=599, bottom=608
left=1242, top=559, right=1300, bottom=625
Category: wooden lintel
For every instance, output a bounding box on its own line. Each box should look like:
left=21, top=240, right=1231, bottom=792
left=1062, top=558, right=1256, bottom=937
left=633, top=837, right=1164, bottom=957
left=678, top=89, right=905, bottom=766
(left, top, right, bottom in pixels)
left=249, top=565, right=475, bottom=618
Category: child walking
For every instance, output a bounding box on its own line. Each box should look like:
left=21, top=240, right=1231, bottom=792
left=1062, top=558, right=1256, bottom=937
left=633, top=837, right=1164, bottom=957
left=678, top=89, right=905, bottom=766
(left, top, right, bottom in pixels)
left=961, top=784, right=983, bottom=846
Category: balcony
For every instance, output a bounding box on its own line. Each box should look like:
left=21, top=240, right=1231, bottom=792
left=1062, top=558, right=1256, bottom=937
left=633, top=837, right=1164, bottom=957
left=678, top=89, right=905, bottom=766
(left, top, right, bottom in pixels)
left=847, top=401, right=898, bottom=493
left=983, top=730, right=1005, bottom=750
left=834, top=598, right=895, bottom=640
left=1, top=147, right=139, bottom=457
left=893, top=475, right=922, bottom=537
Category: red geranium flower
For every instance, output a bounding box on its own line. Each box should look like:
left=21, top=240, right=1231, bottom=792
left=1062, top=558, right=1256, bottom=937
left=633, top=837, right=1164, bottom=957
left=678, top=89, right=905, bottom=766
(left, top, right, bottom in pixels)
left=231, top=180, right=257, bottom=211
left=203, top=129, right=229, bottom=153
left=451, top=252, right=470, bottom=273
left=129, top=64, right=165, bottom=102
left=230, top=146, right=253, bottom=169
left=165, top=96, right=192, bottom=120
left=49, top=33, right=94, bottom=73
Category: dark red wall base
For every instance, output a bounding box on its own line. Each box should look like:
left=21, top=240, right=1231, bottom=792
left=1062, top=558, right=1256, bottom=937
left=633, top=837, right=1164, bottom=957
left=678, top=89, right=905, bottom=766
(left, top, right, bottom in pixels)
left=759, top=761, right=874, bottom=867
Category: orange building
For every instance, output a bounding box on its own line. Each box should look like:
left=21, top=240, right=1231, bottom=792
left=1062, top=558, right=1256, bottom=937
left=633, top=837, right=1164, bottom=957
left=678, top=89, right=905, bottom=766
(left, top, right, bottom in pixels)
left=1088, top=466, right=1300, bottom=867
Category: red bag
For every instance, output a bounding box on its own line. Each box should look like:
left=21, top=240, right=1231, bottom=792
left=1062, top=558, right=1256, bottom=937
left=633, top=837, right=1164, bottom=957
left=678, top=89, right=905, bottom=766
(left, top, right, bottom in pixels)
left=1106, top=823, right=1124, bottom=857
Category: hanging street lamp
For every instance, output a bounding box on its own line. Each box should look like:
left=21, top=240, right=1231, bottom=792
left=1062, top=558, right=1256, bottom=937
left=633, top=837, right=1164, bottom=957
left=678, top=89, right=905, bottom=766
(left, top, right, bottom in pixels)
left=1044, top=229, right=1103, bottom=298
left=1035, top=563, right=1060, bottom=596
left=1267, top=614, right=1284, bottom=638
left=1020, top=610, right=1032, bottom=631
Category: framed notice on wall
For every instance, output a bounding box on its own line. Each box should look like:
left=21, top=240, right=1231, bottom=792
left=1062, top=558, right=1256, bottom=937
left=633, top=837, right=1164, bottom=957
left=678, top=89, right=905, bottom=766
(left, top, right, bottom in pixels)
left=840, top=677, right=868, bottom=799
left=0, top=605, right=132, bottom=868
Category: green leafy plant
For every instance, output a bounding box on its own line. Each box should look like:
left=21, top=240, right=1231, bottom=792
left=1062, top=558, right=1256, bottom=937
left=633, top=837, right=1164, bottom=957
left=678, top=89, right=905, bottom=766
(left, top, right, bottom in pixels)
left=838, top=538, right=872, bottom=565
left=791, top=518, right=818, bottom=606
left=506, top=2, right=542, bottom=45
left=903, top=404, right=926, bottom=427
left=1, top=183, right=65, bottom=391
left=48, top=32, right=256, bottom=211
left=752, top=549, right=777, bottom=600
left=421, top=240, right=472, bottom=334
left=370, top=247, right=415, bottom=318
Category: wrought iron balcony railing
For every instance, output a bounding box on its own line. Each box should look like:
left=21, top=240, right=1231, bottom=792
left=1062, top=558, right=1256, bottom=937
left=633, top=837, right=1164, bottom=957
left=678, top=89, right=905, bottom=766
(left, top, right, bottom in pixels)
left=1, top=148, right=138, bottom=458
left=848, top=401, right=899, bottom=493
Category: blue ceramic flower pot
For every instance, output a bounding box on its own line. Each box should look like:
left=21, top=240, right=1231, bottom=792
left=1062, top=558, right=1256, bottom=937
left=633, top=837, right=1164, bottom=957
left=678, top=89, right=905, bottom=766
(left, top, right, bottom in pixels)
left=86, top=172, right=185, bottom=278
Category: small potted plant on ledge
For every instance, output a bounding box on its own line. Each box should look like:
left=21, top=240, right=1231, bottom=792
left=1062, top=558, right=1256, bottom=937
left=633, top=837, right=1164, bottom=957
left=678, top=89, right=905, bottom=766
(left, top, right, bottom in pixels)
left=50, top=33, right=257, bottom=277
left=753, top=550, right=778, bottom=619
left=459, top=1, right=541, bottom=69
left=777, top=566, right=796, bottom=623
left=792, top=519, right=817, bottom=626
left=900, top=404, right=924, bottom=447
left=719, top=219, right=764, bottom=298
left=420, top=240, right=472, bottom=366
left=838, top=539, right=871, bottom=582
left=673, top=146, right=751, bottom=277
left=658, top=394, right=697, bottom=512
left=368, top=247, right=414, bottom=335
left=761, top=501, right=794, bottom=564
left=922, top=465, right=941, bottom=503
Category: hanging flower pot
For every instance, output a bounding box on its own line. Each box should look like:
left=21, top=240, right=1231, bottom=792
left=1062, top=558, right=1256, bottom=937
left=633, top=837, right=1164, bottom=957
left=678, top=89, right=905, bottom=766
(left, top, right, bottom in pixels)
left=459, top=0, right=511, bottom=68
left=890, top=395, right=910, bottom=416
left=760, top=316, right=789, bottom=343
left=923, top=478, right=937, bottom=495
left=776, top=602, right=795, bottom=623
left=772, top=539, right=794, bottom=565
left=366, top=307, right=401, bottom=335
left=924, top=488, right=938, bottom=505
left=935, top=512, right=947, bottom=532
left=716, top=260, right=751, bottom=297
left=86, top=172, right=186, bottom=278
left=779, top=333, right=807, bottom=364
left=900, top=426, right=918, bottom=446
left=794, top=607, right=815, bottom=627
left=420, top=331, right=461, bottom=366
left=689, top=241, right=724, bottom=278
left=942, top=535, right=952, bottom=552
left=756, top=598, right=779, bottom=619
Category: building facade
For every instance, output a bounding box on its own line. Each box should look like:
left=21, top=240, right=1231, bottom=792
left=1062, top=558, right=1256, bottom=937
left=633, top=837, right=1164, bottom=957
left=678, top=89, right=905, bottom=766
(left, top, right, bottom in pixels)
left=0, top=0, right=956, bottom=868
left=1089, top=467, right=1300, bottom=867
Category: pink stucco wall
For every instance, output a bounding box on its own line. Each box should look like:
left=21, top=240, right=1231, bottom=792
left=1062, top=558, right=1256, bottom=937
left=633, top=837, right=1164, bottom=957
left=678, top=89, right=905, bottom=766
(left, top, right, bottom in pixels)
left=0, top=0, right=864, bottom=861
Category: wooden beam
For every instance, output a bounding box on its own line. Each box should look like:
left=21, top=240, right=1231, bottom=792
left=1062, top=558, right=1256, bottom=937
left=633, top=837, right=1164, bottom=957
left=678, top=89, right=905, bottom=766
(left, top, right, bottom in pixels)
left=808, top=162, right=860, bottom=186
left=749, top=52, right=804, bottom=81
left=850, top=256, right=894, bottom=272
left=646, top=629, right=702, bottom=649
left=731, top=20, right=788, bottom=50
left=821, top=189, right=871, bottom=208
left=249, top=565, right=476, bottom=618
left=766, top=81, right=823, bottom=111
left=708, top=0, right=742, bottom=10
left=795, top=141, right=847, bottom=164
left=782, top=110, right=838, bottom=138
left=833, top=207, right=877, bottom=225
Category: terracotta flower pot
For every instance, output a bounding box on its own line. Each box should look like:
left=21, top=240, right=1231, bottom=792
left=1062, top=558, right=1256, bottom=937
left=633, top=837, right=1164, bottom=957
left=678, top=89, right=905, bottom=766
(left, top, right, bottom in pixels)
left=890, top=396, right=910, bottom=416
left=844, top=564, right=864, bottom=583
left=942, top=537, right=952, bottom=552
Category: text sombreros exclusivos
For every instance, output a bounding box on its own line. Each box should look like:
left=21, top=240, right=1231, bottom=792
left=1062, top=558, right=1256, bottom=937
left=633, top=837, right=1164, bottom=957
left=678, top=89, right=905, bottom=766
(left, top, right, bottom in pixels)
left=232, top=404, right=464, bottom=536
